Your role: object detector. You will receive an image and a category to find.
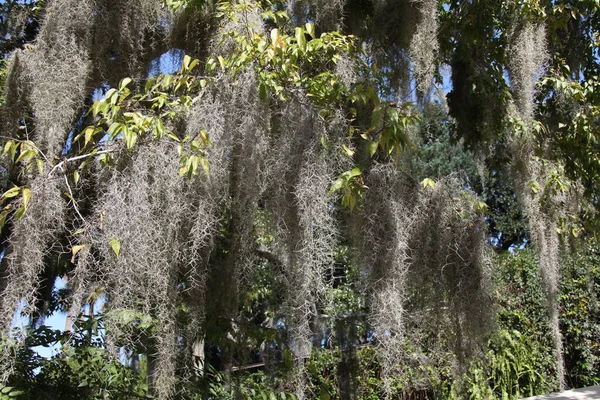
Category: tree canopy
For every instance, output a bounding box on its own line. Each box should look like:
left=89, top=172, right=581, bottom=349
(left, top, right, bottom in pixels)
left=0, top=0, right=599, bottom=399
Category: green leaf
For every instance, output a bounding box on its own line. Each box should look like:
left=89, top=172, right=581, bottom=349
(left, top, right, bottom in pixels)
left=200, top=157, right=210, bottom=175
left=305, top=22, right=315, bottom=38
left=367, top=141, right=378, bottom=157
left=271, top=28, right=280, bottom=45
left=16, top=150, right=35, bottom=163
left=329, top=178, right=345, bottom=195
left=217, top=55, right=226, bottom=70
left=259, top=82, right=267, bottom=101
left=347, top=167, right=362, bottom=178
left=3, top=141, right=13, bottom=156
left=319, top=387, right=331, bottom=400
left=7, top=142, right=17, bottom=161
left=295, top=27, right=306, bottom=51
left=342, top=144, right=354, bottom=157
left=2, top=187, right=21, bottom=200
left=124, top=127, right=138, bottom=150
left=98, top=153, right=112, bottom=167
left=36, top=159, right=44, bottom=175
left=167, top=132, right=180, bottom=142
left=72, top=245, right=87, bottom=257
left=15, top=206, right=26, bottom=220
left=155, top=118, right=165, bottom=138
left=0, top=211, right=8, bottom=231
left=162, top=74, right=173, bottom=89
left=21, top=188, right=31, bottom=209
left=83, top=126, right=95, bottom=146
left=64, top=191, right=75, bottom=202
left=73, top=170, right=80, bottom=185
left=110, top=90, right=119, bottom=105
left=179, top=164, right=188, bottom=177
left=110, top=238, right=121, bottom=257
left=370, top=105, right=383, bottom=128
left=119, top=77, right=132, bottom=90
left=283, top=349, right=294, bottom=369
left=182, top=54, right=192, bottom=71
left=105, top=88, right=117, bottom=102
left=145, top=76, right=156, bottom=92
left=528, top=180, right=541, bottom=194
left=71, top=245, right=87, bottom=263
left=420, top=178, right=436, bottom=189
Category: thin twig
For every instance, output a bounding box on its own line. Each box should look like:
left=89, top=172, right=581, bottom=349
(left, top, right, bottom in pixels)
left=62, top=165, right=85, bottom=222
left=48, top=150, right=114, bottom=177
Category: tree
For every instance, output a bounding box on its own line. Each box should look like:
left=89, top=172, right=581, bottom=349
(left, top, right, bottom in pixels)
left=0, top=0, right=599, bottom=398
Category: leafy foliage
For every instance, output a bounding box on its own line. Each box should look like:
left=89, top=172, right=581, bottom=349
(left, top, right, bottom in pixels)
left=1, top=316, right=148, bottom=399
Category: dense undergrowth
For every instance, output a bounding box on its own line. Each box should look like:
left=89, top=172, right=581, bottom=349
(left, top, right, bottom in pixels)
left=2, top=245, right=599, bottom=399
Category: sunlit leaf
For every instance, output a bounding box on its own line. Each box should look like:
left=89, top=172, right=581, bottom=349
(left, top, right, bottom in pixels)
left=21, top=188, right=31, bottom=209
left=110, top=238, right=121, bottom=257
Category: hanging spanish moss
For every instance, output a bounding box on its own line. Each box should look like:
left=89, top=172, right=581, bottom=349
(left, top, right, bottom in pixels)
left=288, top=0, right=347, bottom=31
left=92, top=0, right=170, bottom=81
left=0, top=176, right=66, bottom=380
left=2, top=0, right=597, bottom=397
left=2, top=53, right=24, bottom=137
left=359, top=164, right=414, bottom=396
left=0, top=0, right=97, bottom=371
left=2, top=0, right=173, bottom=155
left=252, top=95, right=351, bottom=396
left=508, top=22, right=548, bottom=125
left=370, top=0, right=440, bottom=100
left=170, top=4, right=218, bottom=59
left=360, top=164, right=491, bottom=397
left=14, top=0, right=93, bottom=155
left=408, top=0, right=439, bottom=98
left=210, top=73, right=271, bottom=360
left=507, top=20, right=568, bottom=389
left=0, top=0, right=490, bottom=394
left=285, top=150, right=340, bottom=398
left=70, top=142, right=193, bottom=398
